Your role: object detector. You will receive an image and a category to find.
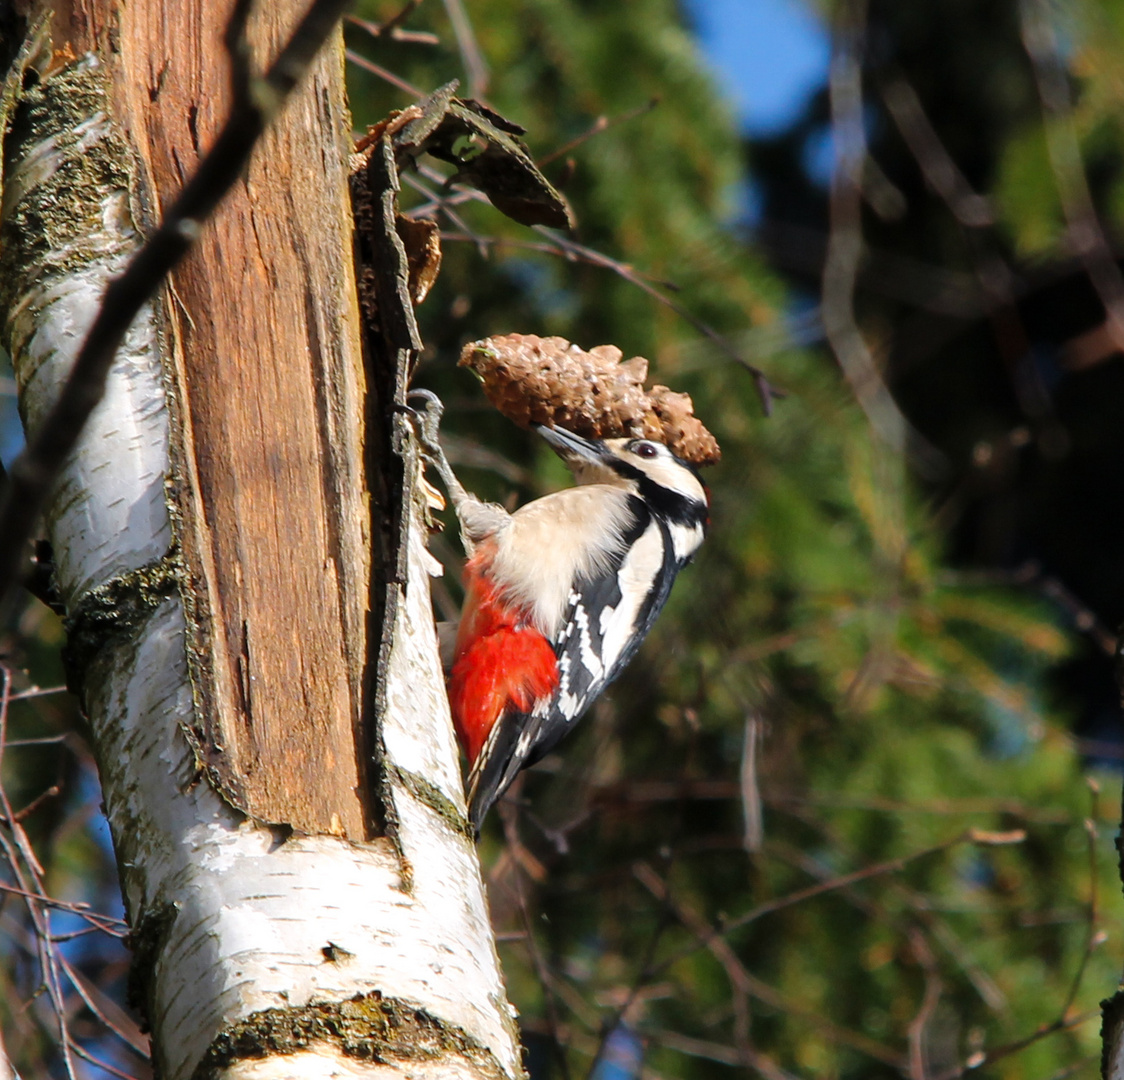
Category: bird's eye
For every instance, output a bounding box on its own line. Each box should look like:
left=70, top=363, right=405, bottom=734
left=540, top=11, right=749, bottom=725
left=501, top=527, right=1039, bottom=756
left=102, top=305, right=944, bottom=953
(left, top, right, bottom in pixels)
left=633, top=441, right=659, bottom=458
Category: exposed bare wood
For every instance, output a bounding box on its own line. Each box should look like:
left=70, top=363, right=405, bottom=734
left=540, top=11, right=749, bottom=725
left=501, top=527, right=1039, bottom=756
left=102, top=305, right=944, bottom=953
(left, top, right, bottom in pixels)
left=97, top=0, right=371, bottom=834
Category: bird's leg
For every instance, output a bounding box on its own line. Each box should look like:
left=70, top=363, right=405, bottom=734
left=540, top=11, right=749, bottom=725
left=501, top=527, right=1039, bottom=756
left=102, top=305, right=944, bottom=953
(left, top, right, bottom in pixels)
left=406, top=390, right=511, bottom=552
left=406, top=390, right=472, bottom=509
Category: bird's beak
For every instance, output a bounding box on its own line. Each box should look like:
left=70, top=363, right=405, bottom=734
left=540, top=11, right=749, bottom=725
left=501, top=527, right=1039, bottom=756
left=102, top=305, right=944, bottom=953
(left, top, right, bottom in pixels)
left=533, top=423, right=605, bottom=466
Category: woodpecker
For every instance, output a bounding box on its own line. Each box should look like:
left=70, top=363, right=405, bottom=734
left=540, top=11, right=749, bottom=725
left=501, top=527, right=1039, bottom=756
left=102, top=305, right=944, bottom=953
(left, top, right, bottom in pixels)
left=409, top=391, right=709, bottom=833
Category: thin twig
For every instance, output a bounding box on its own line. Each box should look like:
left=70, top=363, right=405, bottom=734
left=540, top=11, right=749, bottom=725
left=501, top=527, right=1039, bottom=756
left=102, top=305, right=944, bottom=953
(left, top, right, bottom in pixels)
left=498, top=801, right=573, bottom=1080
left=533, top=227, right=781, bottom=413
left=1020, top=0, right=1124, bottom=351
left=0, top=669, right=75, bottom=1079
left=822, top=1, right=946, bottom=478
left=442, top=0, right=489, bottom=98
left=345, top=48, right=423, bottom=96
left=7, top=684, right=68, bottom=702
left=400, top=161, right=781, bottom=410
left=9, top=784, right=59, bottom=824
left=878, top=74, right=1055, bottom=427
left=937, top=561, right=1117, bottom=657
left=1059, top=783, right=1104, bottom=1018
left=0, top=882, right=126, bottom=934
left=68, top=1040, right=146, bottom=1080
left=346, top=3, right=439, bottom=45
left=584, top=775, right=1077, bottom=826
left=905, top=930, right=943, bottom=1080
left=1, top=735, right=70, bottom=745
left=930, top=1009, right=1099, bottom=1080
left=893, top=882, right=1007, bottom=1013
left=646, top=828, right=1022, bottom=983
left=634, top=863, right=906, bottom=1070
left=880, top=78, right=993, bottom=229
left=633, top=863, right=792, bottom=1080
left=537, top=98, right=661, bottom=167
left=224, top=0, right=255, bottom=110
left=583, top=879, right=678, bottom=1080
left=0, top=0, right=355, bottom=610
left=401, top=171, right=490, bottom=254
left=438, top=231, right=678, bottom=290
left=767, top=831, right=1008, bottom=1014
left=740, top=713, right=763, bottom=853
left=60, top=954, right=150, bottom=1059
left=777, top=794, right=1100, bottom=1080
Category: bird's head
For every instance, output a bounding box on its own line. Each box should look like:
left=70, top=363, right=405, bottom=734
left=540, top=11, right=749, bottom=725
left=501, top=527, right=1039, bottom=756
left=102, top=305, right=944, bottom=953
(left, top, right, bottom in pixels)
left=534, top=424, right=709, bottom=526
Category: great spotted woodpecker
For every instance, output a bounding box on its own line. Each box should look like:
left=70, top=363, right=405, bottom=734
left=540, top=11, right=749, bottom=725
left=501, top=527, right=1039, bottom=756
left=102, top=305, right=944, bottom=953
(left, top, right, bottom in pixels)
left=409, top=391, right=709, bottom=832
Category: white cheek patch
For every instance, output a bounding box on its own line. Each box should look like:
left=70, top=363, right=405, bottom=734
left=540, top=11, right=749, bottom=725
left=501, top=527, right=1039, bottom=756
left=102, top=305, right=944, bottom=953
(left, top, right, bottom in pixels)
left=629, top=450, right=708, bottom=507
left=668, top=520, right=705, bottom=564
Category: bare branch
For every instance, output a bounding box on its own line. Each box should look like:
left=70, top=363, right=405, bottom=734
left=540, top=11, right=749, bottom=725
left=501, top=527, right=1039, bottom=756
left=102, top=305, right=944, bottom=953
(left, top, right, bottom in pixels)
left=930, top=1009, right=1099, bottom=1080
left=905, top=930, right=943, bottom=1080
left=740, top=713, right=763, bottom=853
left=345, top=47, right=424, bottom=96
left=880, top=78, right=994, bottom=229
left=822, top=1, right=946, bottom=477
left=537, top=98, right=661, bottom=167
left=442, top=0, right=489, bottom=98
left=1059, top=785, right=1105, bottom=1018
left=399, top=162, right=781, bottom=411
left=534, top=227, right=781, bottom=412
left=634, top=862, right=907, bottom=1070
left=346, top=3, right=439, bottom=46
left=1020, top=0, right=1124, bottom=357
left=643, top=828, right=1021, bottom=986
left=878, top=74, right=1058, bottom=426
left=498, top=803, right=574, bottom=1080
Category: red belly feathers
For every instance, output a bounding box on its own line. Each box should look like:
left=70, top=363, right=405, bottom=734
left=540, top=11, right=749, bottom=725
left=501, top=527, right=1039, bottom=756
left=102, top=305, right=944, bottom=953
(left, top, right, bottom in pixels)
left=449, top=544, right=560, bottom=764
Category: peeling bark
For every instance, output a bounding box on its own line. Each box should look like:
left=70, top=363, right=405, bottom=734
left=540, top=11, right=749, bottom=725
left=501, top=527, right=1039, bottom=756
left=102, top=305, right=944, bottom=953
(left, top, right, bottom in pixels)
left=0, top=3, right=522, bottom=1077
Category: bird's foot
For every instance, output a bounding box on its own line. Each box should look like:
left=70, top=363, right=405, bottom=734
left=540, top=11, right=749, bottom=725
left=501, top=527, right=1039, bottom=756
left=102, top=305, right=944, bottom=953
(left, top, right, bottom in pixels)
left=405, top=389, right=470, bottom=510
left=405, top=389, right=446, bottom=462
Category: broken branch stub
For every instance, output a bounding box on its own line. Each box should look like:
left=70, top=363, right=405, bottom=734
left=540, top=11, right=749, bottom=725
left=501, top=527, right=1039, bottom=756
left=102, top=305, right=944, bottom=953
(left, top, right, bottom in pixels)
left=356, top=79, right=574, bottom=231
left=460, top=333, right=721, bottom=466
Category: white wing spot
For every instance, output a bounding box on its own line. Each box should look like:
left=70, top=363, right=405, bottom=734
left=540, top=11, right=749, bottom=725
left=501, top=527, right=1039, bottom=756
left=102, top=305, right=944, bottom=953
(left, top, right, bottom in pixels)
left=515, top=729, right=535, bottom=757
left=573, top=604, right=604, bottom=684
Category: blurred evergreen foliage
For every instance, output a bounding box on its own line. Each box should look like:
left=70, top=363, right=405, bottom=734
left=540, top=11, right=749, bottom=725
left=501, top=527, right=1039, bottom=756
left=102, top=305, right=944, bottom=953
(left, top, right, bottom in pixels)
left=346, top=0, right=1124, bottom=1077
left=2, top=0, right=1123, bottom=1076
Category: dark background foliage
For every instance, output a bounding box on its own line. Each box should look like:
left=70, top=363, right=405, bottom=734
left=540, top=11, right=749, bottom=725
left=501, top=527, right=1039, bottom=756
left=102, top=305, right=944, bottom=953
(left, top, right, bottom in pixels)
left=3, top=1, right=1124, bottom=1077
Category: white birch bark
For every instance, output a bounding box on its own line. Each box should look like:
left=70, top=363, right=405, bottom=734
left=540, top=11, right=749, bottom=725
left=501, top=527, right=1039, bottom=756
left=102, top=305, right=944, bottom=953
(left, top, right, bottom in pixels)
left=1, top=42, right=521, bottom=1080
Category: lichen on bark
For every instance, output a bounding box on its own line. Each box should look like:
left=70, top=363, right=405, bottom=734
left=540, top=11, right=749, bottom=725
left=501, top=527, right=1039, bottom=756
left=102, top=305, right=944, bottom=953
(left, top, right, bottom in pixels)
left=192, top=993, right=511, bottom=1080
left=0, top=57, right=136, bottom=343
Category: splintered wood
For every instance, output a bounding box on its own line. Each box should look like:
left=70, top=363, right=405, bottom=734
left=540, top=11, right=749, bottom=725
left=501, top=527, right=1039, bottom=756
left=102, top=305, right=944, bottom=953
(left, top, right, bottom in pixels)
left=460, top=333, right=721, bottom=465
left=109, top=1, right=371, bottom=836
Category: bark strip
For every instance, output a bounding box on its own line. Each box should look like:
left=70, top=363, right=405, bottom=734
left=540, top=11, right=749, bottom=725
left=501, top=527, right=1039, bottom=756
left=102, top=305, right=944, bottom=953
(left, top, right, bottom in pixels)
left=107, top=0, right=371, bottom=835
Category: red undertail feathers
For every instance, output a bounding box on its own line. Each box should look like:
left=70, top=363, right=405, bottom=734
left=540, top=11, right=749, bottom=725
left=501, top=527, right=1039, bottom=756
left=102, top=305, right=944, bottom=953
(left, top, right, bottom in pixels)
left=449, top=547, right=559, bottom=764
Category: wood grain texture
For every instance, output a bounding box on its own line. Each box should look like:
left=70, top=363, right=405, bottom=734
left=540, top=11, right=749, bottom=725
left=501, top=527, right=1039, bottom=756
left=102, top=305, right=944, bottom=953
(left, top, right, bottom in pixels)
left=97, top=0, right=369, bottom=835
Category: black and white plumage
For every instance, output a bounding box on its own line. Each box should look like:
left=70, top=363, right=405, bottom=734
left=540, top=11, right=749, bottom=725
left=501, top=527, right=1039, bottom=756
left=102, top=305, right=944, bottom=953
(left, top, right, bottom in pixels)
left=409, top=391, right=709, bottom=831
left=453, top=423, right=709, bottom=831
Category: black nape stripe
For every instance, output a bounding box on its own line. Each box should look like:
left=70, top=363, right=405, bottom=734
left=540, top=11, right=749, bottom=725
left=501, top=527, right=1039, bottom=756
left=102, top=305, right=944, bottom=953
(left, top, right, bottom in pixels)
left=605, top=453, right=707, bottom=528
left=637, top=475, right=708, bottom=528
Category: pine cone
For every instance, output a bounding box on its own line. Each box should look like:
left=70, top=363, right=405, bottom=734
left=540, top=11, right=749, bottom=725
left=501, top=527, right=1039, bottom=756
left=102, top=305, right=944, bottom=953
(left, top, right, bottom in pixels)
left=458, top=334, right=720, bottom=465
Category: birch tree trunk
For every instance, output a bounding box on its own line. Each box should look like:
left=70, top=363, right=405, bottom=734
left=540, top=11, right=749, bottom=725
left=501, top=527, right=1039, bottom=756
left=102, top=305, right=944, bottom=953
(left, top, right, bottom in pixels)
left=0, top=4, right=522, bottom=1078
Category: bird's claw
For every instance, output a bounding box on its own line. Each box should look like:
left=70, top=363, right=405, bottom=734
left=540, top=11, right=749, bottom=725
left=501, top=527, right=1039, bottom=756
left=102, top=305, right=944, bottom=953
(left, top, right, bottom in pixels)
left=405, top=389, right=445, bottom=460
left=405, top=390, right=467, bottom=509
